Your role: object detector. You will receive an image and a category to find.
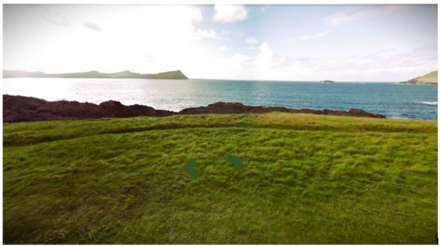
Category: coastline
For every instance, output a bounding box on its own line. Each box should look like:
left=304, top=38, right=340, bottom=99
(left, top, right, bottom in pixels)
left=4, top=94, right=385, bottom=122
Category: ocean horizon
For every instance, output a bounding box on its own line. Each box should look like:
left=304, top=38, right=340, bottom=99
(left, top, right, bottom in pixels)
left=3, top=77, right=437, bottom=120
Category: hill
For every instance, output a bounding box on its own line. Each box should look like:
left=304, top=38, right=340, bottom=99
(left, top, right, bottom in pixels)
left=149, top=70, right=188, bottom=79
left=3, top=113, right=437, bottom=244
left=3, top=69, right=188, bottom=80
left=407, top=71, right=437, bottom=84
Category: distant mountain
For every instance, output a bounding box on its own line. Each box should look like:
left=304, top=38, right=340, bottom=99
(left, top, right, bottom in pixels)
left=3, top=69, right=188, bottom=80
left=406, top=71, right=437, bottom=84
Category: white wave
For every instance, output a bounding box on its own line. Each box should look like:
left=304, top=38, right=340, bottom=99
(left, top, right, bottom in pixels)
left=417, top=101, right=437, bottom=106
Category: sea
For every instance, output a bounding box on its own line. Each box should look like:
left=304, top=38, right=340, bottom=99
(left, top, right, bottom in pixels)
left=3, top=78, right=438, bottom=120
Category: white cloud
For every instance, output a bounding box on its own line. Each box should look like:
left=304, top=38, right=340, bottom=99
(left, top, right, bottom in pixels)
left=325, top=7, right=374, bottom=27
left=213, top=5, right=247, bottom=23
left=299, top=30, right=332, bottom=41
left=245, top=36, right=259, bottom=45
left=195, top=42, right=291, bottom=80
left=232, top=53, right=253, bottom=65
left=83, top=21, right=101, bottom=31
left=325, top=6, right=402, bottom=27
left=219, top=45, right=228, bottom=52
left=5, top=5, right=206, bottom=75
left=196, top=29, right=218, bottom=39
left=6, top=5, right=255, bottom=80
left=298, top=7, right=379, bottom=41
left=196, top=29, right=228, bottom=40
left=42, top=10, right=71, bottom=27
left=383, top=5, right=408, bottom=14
left=292, top=44, right=437, bottom=81
left=256, top=42, right=290, bottom=69
left=247, top=42, right=291, bottom=80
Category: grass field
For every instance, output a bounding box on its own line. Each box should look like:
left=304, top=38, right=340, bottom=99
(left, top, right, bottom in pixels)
left=3, top=113, right=438, bottom=244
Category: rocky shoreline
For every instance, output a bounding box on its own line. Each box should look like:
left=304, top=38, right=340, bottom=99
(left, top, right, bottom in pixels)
left=3, top=95, right=385, bottom=122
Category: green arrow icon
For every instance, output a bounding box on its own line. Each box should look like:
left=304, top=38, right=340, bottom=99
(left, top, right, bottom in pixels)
left=184, top=159, right=199, bottom=180
left=226, top=154, right=242, bottom=170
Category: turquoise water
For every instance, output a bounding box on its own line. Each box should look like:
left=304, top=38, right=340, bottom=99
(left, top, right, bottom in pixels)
left=3, top=78, right=438, bottom=120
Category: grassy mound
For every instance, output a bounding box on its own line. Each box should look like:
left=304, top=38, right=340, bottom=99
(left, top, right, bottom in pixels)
left=409, top=70, right=438, bottom=84
left=3, top=113, right=437, bottom=244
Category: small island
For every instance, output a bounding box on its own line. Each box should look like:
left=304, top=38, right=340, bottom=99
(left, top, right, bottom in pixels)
left=320, top=80, right=335, bottom=84
left=3, top=69, right=188, bottom=80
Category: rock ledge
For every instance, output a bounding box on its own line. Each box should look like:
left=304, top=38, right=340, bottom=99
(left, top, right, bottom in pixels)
left=3, top=95, right=385, bottom=122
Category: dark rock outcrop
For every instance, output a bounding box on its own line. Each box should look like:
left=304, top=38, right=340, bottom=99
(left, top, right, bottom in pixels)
left=180, top=102, right=385, bottom=118
left=3, top=95, right=385, bottom=122
left=3, top=95, right=173, bottom=122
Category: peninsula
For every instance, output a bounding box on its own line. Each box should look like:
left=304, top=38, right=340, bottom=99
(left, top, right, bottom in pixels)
left=3, top=69, right=188, bottom=80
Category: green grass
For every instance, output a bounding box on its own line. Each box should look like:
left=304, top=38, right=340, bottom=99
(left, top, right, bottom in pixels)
left=3, top=113, right=437, bottom=244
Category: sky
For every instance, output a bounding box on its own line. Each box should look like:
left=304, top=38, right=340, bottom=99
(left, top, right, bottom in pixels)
left=3, top=4, right=438, bottom=81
